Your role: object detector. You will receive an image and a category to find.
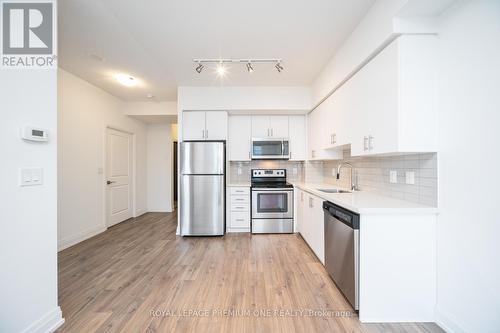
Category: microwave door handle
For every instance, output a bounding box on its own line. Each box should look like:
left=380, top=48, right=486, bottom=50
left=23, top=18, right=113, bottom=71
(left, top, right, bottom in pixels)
left=281, top=140, right=284, bottom=156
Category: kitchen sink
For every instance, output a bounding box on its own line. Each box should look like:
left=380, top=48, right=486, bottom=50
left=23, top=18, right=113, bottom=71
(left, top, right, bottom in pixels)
left=317, top=188, right=351, bottom=194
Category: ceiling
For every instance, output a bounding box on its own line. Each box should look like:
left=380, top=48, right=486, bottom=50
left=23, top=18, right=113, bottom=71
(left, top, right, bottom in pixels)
left=58, top=0, right=375, bottom=102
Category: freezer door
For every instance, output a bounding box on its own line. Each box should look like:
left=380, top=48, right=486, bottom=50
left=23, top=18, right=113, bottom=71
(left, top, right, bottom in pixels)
left=180, top=141, right=224, bottom=175
left=180, top=175, right=225, bottom=235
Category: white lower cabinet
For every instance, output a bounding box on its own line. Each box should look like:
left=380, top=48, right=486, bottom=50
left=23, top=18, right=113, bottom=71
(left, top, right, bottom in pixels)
left=227, top=186, right=250, bottom=232
left=297, top=188, right=325, bottom=264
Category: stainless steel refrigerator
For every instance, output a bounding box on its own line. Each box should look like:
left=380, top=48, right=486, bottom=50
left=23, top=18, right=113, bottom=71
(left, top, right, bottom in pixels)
left=179, top=141, right=225, bottom=236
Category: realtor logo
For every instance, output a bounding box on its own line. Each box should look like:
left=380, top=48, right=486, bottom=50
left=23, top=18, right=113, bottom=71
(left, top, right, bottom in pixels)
left=1, top=0, right=56, bottom=68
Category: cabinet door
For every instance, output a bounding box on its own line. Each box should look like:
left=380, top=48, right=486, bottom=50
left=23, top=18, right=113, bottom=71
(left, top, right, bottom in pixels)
left=182, top=111, right=205, bottom=140
left=288, top=115, right=306, bottom=160
left=251, top=116, right=270, bottom=138
left=321, top=95, right=336, bottom=149
left=228, top=115, right=251, bottom=161
left=313, top=196, right=325, bottom=265
left=349, top=40, right=399, bottom=156
left=269, top=116, right=289, bottom=138
left=205, top=111, right=228, bottom=140
left=301, top=194, right=325, bottom=264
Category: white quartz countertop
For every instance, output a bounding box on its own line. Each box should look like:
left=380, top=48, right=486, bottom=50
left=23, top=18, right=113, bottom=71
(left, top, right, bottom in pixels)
left=227, top=182, right=251, bottom=187
left=292, top=182, right=439, bottom=215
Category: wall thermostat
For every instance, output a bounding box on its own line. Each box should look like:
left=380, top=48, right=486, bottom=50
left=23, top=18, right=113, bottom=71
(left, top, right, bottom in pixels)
left=21, top=126, right=49, bottom=142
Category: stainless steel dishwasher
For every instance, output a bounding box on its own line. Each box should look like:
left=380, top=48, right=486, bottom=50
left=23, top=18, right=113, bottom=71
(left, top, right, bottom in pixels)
left=323, top=201, right=360, bottom=311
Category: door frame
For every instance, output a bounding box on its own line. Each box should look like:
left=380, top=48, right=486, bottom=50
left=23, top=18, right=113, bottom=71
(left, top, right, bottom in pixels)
left=103, top=125, right=136, bottom=228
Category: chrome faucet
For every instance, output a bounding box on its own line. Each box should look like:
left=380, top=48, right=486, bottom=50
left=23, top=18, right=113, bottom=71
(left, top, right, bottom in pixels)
left=336, top=162, right=358, bottom=191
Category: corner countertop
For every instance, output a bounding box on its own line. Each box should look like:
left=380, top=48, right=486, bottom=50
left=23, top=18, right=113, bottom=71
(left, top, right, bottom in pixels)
left=227, top=182, right=251, bottom=187
left=292, top=182, right=439, bottom=215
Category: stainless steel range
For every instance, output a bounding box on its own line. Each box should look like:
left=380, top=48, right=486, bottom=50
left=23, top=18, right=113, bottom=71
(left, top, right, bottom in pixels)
left=251, top=169, right=294, bottom=233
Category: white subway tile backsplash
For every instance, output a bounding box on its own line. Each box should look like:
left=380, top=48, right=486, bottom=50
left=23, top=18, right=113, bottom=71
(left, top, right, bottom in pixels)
left=322, top=151, right=437, bottom=206
left=229, top=151, right=438, bottom=207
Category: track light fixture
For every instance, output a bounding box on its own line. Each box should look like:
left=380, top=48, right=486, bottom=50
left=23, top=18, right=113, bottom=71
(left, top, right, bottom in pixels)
left=216, top=62, right=227, bottom=77
left=246, top=62, right=254, bottom=73
left=195, top=62, right=204, bottom=73
left=275, top=61, right=284, bottom=73
left=193, top=59, right=282, bottom=76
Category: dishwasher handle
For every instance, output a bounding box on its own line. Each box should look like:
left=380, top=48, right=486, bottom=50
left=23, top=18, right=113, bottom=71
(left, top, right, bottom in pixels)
left=323, top=201, right=360, bottom=229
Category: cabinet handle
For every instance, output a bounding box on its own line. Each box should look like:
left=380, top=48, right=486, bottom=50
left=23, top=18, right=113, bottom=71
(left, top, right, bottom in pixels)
left=205, top=129, right=208, bottom=139
left=311, top=150, right=315, bottom=159
left=235, top=218, right=245, bottom=222
left=333, top=133, right=337, bottom=144
left=202, top=130, right=205, bottom=139
left=369, top=135, right=374, bottom=150
left=248, top=151, right=251, bottom=159
left=236, top=206, right=244, bottom=209
left=235, top=198, right=244, bottom=201
left=363, top=136, right=368, bottom=151
left=300, top=192, right=304, bottom=202
left=309, top=197, right=313, bottom=208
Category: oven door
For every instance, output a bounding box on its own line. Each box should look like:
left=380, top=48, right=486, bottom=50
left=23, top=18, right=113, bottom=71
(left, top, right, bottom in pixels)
left=251, top=138, right=290, bottom=160
left=252, top=189, right=293, bottom=219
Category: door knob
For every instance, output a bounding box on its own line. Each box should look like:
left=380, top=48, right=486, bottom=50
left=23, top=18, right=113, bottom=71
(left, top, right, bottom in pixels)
left=107, top=180, right=116, bottom=185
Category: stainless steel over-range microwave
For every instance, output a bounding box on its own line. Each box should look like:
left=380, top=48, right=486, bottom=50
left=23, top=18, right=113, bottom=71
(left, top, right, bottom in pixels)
left=251, top=138, right=290, bottom=160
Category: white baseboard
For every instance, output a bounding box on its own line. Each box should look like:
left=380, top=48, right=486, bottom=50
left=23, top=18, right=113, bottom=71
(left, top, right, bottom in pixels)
left=134, top=209, right=147, bottom=217
left=21, top=306, right=64, bottom=333
left=58, top=225, right=106, bottom=251
left=435, top=307, right=467, bottom=333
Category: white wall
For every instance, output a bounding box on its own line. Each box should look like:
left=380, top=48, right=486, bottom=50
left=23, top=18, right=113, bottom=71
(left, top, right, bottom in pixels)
left=147, top=123, right=174, bottom=212
left=58, top=69, right=148, bottom=250
left=0, top=70, right=63, bottom=331
left=435, top=1, right=500, bottom=332
left=123, top=101, right=177, bottom=116
left=178, top=86, right=311, bottom=112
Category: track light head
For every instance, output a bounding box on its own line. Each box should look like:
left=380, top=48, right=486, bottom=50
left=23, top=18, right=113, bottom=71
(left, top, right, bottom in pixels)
left=195, top=63, right=204, bottom=73
left=275, top=62, right=284, bottom=73
left=246, top=62, right=254, bottom=73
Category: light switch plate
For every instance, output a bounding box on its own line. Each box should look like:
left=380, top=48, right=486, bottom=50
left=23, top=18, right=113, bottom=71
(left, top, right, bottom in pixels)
left=20, top=168, right=43, bottom=186
left=406, top=171, right=415, bottom=185
left=390, top=170, right=398, bottom=184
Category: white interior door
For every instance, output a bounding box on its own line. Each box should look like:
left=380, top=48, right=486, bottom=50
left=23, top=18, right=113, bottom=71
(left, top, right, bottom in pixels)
left=106, top=128, right=133, bottom=227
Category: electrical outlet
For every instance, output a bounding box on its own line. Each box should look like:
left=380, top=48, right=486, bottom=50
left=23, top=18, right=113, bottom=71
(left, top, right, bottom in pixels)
left=406, top=171, right=415, bottom=185
left=390, top=170, right=398, bottom=184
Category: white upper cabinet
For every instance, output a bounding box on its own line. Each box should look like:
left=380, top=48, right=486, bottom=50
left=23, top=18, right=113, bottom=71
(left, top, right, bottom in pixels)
left=251, top=115, right=289, bottom=138
left=182, top=111, right=206, bottom=140
left=288, top=115, right=306, bottom=161
left=308, top=35, right=438, bottom=159
left=228, top=115, right=251, bottom=161
left=250, top=116, right=270, bottom=138
left=205, top=111, right=228, bottom=140
left=349, top=36, right=438, bottom=156
left=182, top=111, right=228, bottom=141
left=269, top=116, right=289, bottom=138
left=307, top=104, right=343, bottom=160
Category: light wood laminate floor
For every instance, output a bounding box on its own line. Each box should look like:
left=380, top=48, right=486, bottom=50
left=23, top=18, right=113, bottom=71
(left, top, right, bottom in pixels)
left=57, top=212, right=443, bottom=333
